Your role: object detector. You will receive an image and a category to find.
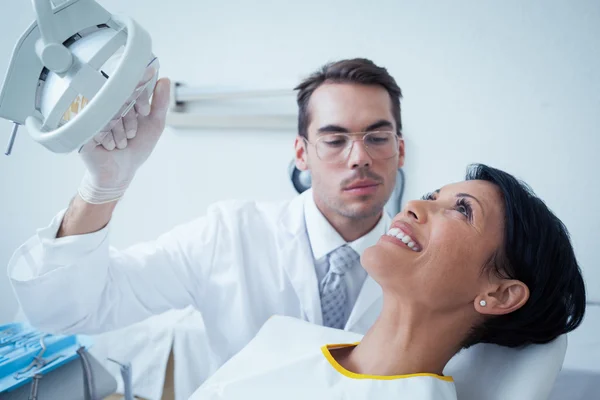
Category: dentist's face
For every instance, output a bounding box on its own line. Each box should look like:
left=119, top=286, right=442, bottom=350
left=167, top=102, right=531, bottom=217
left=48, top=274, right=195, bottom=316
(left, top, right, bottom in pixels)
left=362, top=180, right=505, bottom=312
left=294, top=83, right=405, bottom=222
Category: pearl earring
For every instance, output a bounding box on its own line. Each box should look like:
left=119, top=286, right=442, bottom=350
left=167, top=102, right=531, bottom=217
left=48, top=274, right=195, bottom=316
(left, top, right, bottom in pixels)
left=479, top=300, right=487, bottom=307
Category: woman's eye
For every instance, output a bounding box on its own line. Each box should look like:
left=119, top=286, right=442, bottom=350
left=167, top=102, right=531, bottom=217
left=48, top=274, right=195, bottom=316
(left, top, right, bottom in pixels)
left=455, top=199, right=473, bottom=221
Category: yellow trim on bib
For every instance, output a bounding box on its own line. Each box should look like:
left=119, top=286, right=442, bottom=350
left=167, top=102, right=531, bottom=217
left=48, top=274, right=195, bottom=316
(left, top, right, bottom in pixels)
left=321, top=344, right=454, bottom=382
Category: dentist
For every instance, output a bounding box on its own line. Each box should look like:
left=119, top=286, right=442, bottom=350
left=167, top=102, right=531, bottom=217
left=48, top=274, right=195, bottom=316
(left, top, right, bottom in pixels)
left=8, top=57, right=405, bottom=383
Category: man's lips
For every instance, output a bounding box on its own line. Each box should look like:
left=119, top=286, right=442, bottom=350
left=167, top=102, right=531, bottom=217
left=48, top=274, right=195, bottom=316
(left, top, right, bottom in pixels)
left=344, top=180, right=380, bottom=190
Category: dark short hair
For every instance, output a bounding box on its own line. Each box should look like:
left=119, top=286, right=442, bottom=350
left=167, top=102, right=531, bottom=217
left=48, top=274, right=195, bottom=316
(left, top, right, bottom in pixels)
left=294, top=58, right=403, bottom=138
left=461, top=164, right=586, bottom=349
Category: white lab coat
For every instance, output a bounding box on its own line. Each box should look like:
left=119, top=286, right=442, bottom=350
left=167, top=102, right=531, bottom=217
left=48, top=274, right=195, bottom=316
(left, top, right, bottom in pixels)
left=7, top=189, right=387, bottom=395
left=191, top=315, right=457, bottom=400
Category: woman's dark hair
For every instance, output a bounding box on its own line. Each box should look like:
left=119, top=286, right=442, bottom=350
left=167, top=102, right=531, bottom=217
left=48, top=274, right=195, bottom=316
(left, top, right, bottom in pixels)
left=294, top=58, right=403, bottom=138
left=461, top=164, right=586, bottom=349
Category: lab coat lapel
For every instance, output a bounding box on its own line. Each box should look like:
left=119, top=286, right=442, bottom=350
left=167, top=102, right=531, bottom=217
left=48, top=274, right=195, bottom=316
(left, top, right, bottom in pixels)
left=345, top=276, right=383, bottom=332
left=277, top=192, right=323, bottom=325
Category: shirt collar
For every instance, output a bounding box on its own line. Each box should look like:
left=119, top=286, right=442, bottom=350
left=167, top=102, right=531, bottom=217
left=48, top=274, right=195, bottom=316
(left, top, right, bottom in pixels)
left=304, top=189, right=391, bottom=260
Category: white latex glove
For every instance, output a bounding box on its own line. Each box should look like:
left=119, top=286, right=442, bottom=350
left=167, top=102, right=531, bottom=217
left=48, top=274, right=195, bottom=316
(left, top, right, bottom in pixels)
left=77, top=70, right=171, bottom=204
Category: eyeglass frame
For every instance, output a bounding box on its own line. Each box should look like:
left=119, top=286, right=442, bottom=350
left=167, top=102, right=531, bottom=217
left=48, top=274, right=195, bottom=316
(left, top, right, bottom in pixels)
left=301, top=130, right=403, bottom=164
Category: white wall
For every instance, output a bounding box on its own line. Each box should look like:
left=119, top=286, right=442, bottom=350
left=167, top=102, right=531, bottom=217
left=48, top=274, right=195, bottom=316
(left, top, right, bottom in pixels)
left=1, top=0, right=598, bottom=331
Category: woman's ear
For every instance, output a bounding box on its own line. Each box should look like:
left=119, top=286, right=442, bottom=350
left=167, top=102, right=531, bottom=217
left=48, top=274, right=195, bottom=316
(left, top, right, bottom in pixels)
left=475, top=280, right=530, bottom=316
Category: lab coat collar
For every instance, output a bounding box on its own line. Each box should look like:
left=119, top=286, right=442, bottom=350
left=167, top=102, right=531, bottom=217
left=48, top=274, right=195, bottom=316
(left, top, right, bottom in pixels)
left=304, top=192, right=390, bottom=260
left=277, top=190, right=323, bottom=325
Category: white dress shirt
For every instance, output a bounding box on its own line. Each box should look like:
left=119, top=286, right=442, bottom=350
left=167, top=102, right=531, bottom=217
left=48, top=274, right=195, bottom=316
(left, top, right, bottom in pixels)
left=304, top=194, right=390, bottom=324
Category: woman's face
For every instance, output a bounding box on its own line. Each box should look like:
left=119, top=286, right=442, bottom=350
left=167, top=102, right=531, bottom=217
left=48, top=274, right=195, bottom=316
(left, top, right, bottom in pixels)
left=362, top=179, right=507, bottom=312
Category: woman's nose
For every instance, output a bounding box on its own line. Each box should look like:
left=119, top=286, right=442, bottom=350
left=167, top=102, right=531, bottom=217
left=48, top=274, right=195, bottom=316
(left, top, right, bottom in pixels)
left=402, top=200, right=429, bottom=224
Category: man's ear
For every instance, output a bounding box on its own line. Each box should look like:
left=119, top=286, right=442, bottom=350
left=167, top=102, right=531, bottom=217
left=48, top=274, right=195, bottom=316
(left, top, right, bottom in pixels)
left=397, top=138, right=405, bottom=169
left=295, top=136, right=309, bottom=171
left=475, top=280, right=530, bottom=316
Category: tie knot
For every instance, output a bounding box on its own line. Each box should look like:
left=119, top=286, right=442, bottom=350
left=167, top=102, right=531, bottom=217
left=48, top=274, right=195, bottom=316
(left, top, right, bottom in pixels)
left=328, top=245, right=359, bottom=275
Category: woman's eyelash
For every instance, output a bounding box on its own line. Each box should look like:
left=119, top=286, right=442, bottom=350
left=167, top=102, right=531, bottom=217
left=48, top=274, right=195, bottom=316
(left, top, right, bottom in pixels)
left=422, top=192, right=474, bottom=222
left=422, top=192, right=436, bottom=201
left=455, top=198, right=473, bottom=221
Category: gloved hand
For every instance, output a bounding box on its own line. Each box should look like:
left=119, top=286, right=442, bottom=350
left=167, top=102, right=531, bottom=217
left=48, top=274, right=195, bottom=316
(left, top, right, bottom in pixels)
left=77, top=67, right=171, bottom=204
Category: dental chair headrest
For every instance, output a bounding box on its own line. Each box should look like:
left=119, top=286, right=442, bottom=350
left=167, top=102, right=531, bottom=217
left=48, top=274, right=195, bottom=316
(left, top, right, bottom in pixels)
left=445, top=334, right=567, bottom=400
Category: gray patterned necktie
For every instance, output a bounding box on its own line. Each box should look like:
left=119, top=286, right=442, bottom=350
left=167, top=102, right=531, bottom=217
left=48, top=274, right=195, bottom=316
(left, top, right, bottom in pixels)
left=319, top=244, right=359, bottom=329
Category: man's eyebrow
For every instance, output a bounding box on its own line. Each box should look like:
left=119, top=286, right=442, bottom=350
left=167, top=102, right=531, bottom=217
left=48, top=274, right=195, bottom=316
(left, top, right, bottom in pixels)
left=317, top=125, right=349, bottom=134
left=364, top=119, right=394, bottom=132
left=316, top=119, right=394, bottom=135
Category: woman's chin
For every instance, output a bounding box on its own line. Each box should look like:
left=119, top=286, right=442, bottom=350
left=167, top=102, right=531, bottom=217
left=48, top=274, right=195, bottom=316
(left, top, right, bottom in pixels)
left=362, top=242, right=416, bottom=278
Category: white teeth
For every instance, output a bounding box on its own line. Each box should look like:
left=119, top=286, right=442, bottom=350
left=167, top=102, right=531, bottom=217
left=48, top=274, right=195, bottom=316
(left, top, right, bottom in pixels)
left=386, top=228, right=420, bottom=251
left=387, top=228, right=405, bottom=240
left=388, top=228, right=400, bottom=236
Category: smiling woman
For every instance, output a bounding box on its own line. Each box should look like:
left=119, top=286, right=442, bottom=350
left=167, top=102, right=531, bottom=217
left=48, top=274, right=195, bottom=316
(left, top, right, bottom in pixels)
left=191, top=163, right=587, bottom=400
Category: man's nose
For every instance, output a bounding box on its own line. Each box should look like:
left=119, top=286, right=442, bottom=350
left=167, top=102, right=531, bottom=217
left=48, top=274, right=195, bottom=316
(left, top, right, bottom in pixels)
left=346, top=140, right=372, bottom=169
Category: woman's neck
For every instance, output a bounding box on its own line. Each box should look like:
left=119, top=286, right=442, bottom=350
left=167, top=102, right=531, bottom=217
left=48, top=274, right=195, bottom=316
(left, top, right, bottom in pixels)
left=335, top=295, right=474, bottom=377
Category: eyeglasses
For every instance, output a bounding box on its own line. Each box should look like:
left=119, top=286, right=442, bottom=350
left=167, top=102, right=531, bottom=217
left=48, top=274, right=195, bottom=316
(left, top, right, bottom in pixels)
left=303, top=131, right=400, bottom=164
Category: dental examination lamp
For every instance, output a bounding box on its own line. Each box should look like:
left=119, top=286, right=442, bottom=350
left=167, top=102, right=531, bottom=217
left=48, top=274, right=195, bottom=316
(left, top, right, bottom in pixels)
left=0, top=0, right=159, bottom=155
